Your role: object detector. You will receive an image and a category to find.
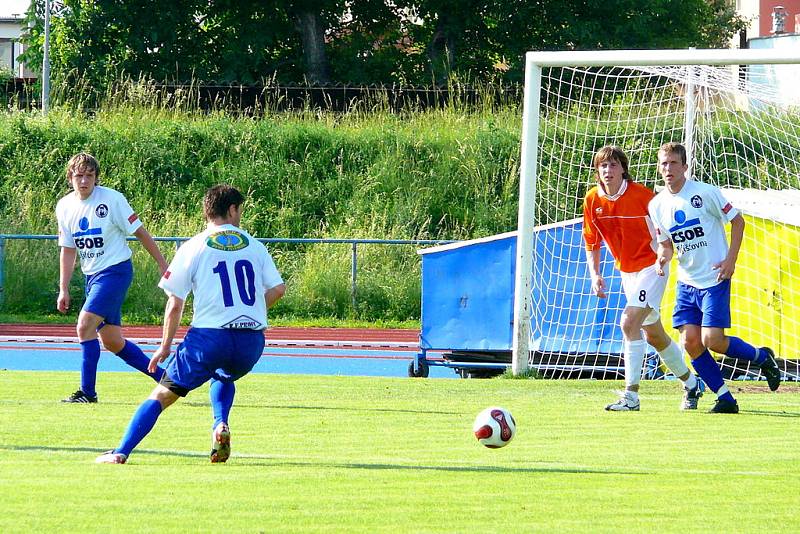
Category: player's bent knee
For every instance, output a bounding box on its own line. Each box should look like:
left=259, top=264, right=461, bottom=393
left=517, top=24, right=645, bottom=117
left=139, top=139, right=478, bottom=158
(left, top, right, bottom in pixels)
left=149, top=384, right=181, bottom=409
left=643, top=330, right=670, bottom=352
left=76, top=312, right=103, bottom=340
left=703, top=338, right=727, bottom=354
left=619, top=317, right=642, bottom=340
left=98, top=334, right=124, bottom=353
left=682, top=338, right=704, bottom=356
left=157, top=373, right=190, bottom=399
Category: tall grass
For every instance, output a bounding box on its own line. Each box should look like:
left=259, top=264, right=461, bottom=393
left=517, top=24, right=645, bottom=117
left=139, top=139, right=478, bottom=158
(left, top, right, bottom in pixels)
left=4, top=77, right=798, bottom=323
left=0, top=79, right=522, bottom=323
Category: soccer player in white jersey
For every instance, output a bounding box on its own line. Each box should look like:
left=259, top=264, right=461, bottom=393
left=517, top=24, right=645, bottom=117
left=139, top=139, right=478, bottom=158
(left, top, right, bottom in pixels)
left=96, top=185, right=285, bottom=464
left=648, top=142, right=781, bottom=414
left=56, top=153, right=169, bottom=403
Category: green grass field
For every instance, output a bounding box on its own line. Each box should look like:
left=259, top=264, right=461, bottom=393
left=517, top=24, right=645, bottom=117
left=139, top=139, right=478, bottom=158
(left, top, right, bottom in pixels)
left=1, top=372, right=798, bottom=533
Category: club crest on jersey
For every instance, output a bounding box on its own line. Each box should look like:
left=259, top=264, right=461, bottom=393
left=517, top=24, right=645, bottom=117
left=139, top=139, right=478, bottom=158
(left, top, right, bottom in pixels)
left=207, top=230, right=249, bottom=251
left=595, top=207, right=603, bottom=214
left=690, top=195, right=703, bottom=208
left=96, top=204, right=109, bottom=218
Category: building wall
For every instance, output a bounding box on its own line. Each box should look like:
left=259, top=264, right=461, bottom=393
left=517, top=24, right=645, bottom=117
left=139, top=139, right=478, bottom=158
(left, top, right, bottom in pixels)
left=754, top=0, right=800, bottom=36
left=0, top=18, right=32, bottom=78
left=736, top=0, right=800, bottom=40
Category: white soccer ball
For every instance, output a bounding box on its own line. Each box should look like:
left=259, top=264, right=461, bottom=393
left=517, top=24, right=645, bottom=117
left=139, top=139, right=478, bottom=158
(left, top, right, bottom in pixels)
left=473, top=406, right=516, bottom=448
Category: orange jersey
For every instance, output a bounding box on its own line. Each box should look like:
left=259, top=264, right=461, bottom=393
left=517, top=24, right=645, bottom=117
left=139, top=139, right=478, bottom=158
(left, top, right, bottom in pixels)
left=582, top=180, right=657, bottom=273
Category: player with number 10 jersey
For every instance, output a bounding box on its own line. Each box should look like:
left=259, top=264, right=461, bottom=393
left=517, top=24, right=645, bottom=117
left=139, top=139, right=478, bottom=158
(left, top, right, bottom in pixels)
left=160, top=225, right=282, bottom=330
left=96, top=185, right=285, bottom=464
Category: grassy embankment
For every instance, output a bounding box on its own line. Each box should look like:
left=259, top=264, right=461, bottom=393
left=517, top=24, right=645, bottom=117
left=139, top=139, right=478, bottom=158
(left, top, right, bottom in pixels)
left=0, top=91, right=521, bottom=327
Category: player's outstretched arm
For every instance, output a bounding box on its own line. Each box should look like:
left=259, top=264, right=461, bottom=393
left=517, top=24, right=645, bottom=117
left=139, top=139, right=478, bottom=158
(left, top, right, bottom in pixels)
left=150, top=294, right=185, bottom=373
left=133, top=226, right=169, bottom=275
left=57, top=247, right=77, bottom=313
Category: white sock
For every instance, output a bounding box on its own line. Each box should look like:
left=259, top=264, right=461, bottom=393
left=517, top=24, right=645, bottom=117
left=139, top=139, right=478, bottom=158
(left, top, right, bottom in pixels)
left=624, top=339, right=646, bottom=389
left=658, top=341, right=695, bottom=387
left=683, top=374, right=698, bottom=390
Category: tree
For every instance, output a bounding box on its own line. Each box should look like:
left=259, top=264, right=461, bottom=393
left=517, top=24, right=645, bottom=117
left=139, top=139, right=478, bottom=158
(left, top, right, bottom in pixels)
left=21, top=0, right=301, bottom=86
left=20, top=0, right=747, bottom=89
left=397, top=0, right=747, bottom=84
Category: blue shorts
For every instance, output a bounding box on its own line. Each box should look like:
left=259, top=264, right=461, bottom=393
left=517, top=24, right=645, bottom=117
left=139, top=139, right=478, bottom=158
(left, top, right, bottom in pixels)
left=161, top=328, right=266, bottom=396
left=672, top=279, right=731, bottom=329
left=83, top=259, right=133, bottom=327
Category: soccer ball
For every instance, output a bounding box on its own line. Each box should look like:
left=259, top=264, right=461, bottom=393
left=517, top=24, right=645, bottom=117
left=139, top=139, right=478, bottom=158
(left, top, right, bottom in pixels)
left=473, top=407, right=516, bottom=448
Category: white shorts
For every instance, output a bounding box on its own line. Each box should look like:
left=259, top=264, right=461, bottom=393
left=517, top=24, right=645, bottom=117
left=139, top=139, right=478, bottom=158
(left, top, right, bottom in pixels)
left=620, top=264, right=668, bottom=326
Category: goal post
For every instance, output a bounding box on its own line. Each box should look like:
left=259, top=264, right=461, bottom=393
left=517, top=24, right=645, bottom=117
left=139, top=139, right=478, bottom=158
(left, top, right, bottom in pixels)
left=512, top=48, right=800, bottom=379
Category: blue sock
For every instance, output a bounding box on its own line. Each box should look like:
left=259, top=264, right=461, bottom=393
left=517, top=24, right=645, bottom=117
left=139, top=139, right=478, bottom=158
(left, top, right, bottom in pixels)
left=691, top=350, right=736, bottom=403
left=79, top=339, right=101, bottom=397
left=116, top=339, right=165, bottom=382
left=115, top=399, right=163, bottom=457
left=210, top=379, right=235, bottom=429
left=725, top=336, right=763, bottom=364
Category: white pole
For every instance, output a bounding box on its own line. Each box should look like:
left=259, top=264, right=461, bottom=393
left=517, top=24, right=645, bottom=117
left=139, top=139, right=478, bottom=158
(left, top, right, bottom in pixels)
left=525, top=48, right=800, bottom=67
left=42, top=0, right=51, bottom=115
left=683, top=64, right=696, bottom=177
left=511, top=55, right=541, bottom=375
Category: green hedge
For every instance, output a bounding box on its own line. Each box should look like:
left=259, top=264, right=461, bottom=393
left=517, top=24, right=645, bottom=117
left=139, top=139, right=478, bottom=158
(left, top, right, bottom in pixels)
left=2, top=102, right=798, bottom=323
left=0, top=106, right=522, bottom=322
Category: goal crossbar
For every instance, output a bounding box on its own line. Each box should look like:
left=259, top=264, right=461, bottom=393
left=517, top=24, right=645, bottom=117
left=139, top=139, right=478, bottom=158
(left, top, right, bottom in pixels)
left=525, top=48, right=800, bottom=68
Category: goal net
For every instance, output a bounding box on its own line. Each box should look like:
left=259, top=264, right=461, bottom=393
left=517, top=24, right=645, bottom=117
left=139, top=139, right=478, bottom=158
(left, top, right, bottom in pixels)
left=512, top=49, right=800, bottom=383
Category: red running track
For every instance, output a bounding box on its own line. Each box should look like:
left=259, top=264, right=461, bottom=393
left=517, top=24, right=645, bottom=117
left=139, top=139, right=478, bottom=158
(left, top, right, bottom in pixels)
left=0, top=323, right=420, bottom=344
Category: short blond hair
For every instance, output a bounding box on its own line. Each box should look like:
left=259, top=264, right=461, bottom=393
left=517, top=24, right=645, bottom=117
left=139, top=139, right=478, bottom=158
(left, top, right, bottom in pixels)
left=658, top=142, right=687, bottom=165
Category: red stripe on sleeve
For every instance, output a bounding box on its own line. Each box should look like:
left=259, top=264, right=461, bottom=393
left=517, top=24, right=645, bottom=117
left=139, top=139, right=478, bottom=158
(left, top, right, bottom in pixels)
left=128, top=213, right=139, bottom=223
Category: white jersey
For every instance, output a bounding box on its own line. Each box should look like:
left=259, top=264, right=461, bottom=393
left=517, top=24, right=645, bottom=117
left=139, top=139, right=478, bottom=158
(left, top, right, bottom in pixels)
left=158, top=224, right=283, bottom=330
left=648, top=179, right=738, bottom=289
left=56, top=186, right=143, bottom=275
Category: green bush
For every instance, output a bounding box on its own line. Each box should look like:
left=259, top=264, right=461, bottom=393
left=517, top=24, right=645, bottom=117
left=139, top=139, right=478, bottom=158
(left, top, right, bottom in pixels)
left=3, top=91, right=798, bottom=324
left=0, top=103, right=521, bottom=323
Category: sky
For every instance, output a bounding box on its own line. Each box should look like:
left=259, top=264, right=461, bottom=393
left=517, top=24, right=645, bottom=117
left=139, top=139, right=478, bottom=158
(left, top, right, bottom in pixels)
left=0, top=0, right=31, bottom=18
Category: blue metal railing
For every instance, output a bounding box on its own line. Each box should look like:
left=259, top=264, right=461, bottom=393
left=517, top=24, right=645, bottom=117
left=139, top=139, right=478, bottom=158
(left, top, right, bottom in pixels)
left=0, top=234, right=456, bottom=309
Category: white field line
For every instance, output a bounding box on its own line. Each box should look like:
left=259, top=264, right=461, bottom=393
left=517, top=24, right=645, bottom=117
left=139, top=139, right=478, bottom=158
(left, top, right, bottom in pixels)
left=0, top=335, right=418, bottom=349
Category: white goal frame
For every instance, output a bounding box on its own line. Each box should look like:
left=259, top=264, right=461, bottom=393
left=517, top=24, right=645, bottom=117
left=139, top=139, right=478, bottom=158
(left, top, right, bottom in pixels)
left=512, top=48, right=800, bottom=375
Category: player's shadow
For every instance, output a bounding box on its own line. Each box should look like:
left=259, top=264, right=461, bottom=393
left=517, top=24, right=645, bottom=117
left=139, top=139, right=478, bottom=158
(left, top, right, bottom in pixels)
left=183, top=401, right=457, bottom=416
left=51, top=399, right=457, bottom=416
left=314, top=461, right=646, bottom=476
left=0, top=445, right=645, bottom=475
left=0, top=444, right=207, bottom=459
left=738, top=409, right=800, bottom=418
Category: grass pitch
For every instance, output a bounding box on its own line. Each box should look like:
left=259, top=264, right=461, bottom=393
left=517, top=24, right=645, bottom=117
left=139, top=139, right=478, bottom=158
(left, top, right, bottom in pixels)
left=1, top=372, right=798, bottom=533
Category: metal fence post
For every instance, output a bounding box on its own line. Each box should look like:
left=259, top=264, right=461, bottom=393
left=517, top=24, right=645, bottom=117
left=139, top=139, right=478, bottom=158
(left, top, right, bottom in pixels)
left=351, top=242, right=358, bottom=311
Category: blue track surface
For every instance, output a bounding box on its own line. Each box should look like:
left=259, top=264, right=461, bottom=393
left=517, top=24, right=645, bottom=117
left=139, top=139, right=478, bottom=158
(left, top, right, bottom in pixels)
left=0, top=341, right=457, bottom=379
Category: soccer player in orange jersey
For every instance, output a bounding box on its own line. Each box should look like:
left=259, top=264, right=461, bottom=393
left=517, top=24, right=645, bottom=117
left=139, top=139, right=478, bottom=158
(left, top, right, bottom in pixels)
left=583, top=145, right=702, bottom=411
